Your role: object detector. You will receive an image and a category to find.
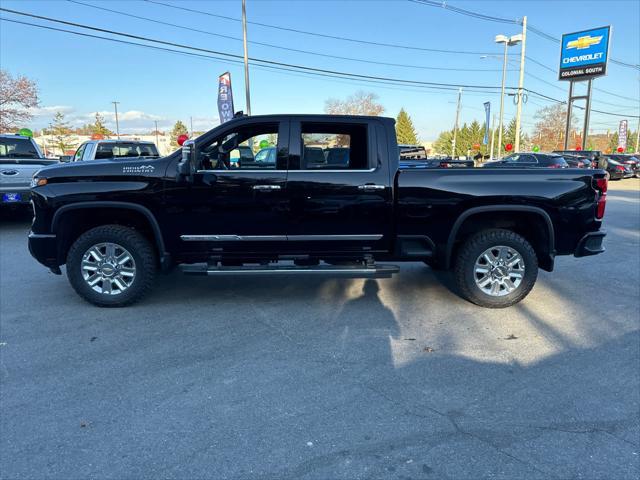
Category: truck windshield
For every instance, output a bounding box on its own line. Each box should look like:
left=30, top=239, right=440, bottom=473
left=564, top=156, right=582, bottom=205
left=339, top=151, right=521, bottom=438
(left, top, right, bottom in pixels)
left=0, top=138, right=41, bottom=160
left=95, top=143, right=159, bottom=159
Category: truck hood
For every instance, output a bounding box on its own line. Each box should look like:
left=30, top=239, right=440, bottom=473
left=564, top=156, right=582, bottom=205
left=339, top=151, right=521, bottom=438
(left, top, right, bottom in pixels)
left=35, top=156, right=175, bottom=181
left=1, top=162, right=57, bottom=188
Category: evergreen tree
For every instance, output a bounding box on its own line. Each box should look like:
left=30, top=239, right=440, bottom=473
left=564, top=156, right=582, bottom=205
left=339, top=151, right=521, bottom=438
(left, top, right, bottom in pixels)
left=395, top=108, right=419, bottom=145
left=433, top=130, right=453, bottom=155
left=45, top=111, right=75, bottom=155
left=90, top=112, right=113, bottom=137
left=170, top=120, right=189, bottom=148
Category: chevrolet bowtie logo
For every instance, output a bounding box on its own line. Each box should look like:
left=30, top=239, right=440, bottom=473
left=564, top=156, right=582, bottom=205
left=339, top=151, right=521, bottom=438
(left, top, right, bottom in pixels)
left=567, top=35, right=603, bottom=50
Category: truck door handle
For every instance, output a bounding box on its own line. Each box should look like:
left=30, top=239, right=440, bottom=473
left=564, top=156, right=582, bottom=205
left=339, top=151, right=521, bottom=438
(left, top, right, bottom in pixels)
left=252, top=184, right=281, bottom=191
left=358, top=184, right=386, bottom=190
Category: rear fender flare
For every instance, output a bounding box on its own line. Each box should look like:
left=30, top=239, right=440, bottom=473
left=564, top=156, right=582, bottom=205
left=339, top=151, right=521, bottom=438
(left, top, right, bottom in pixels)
left=445, top=205, right=555, bottom=269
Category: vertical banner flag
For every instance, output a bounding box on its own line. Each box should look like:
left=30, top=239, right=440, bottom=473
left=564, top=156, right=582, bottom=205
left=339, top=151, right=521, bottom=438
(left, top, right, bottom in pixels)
left=618, top=120, right=628, bottom=150
left=217, top=72, right=234, bottom=124
left=483, top=102, right=491, bottom=145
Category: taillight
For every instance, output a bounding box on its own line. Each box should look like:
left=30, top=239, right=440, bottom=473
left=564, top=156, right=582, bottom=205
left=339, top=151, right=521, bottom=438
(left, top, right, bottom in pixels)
left=439, top=162, right=451, bottom=168
left=616, top=165, right=625, bottom=172
left=593, top=175, right=608, bottom=219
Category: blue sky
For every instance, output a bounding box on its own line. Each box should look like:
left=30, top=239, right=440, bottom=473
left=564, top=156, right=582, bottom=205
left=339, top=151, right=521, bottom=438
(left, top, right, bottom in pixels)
left=1, top=0, right=639, bottom=140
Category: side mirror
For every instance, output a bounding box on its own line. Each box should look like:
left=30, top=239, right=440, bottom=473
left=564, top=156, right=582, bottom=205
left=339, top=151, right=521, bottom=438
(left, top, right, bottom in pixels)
left=177, top=140, right=196, bottom=182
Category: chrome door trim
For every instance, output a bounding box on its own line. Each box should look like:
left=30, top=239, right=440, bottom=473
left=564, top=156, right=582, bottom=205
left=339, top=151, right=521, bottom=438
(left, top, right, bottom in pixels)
left=181, top=234, right=383, bottom=242
left=287, top=234, right=383, bottom=241
left=181, top=235, right=287, bottom=242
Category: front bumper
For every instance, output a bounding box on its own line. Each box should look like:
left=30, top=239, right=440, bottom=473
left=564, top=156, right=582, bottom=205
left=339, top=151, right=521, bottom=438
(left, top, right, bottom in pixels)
left=574, top=230, right=606, bottom=257
left=28, top=231, right=60, bottom=271
left=1, top=189, right=31, bottom=205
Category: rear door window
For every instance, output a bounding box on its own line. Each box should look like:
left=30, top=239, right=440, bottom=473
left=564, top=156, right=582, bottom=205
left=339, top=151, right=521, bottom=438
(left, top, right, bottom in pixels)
left=298, top=122, right=370, bottom=170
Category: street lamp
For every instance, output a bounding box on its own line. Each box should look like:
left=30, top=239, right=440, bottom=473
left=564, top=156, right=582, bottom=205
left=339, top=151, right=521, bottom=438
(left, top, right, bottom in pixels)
left=495, top=34, right=522, bottom=158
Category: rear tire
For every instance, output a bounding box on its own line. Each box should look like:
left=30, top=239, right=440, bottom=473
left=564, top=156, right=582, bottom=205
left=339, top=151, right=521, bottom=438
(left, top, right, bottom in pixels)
left=453, top=229, right=538, bottom=308
left=66, top=225, right=156, bottom=307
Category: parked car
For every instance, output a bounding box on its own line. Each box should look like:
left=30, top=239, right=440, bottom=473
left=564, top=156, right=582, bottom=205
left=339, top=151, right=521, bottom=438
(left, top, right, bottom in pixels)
left=399, top=157, right=474, bottom=169
left=71, top=140, right=160, bottom=162
left=607, top=154, right=639, bottom=177
left=562, top=155, right=592, bottom=168
left=553, top=150, right=602, bottom=168
left=1, top=134, right=57, bottom=208
left=601, top=156, right=634, bottom=180
left=399, top=144, right=427, bottom=159
left=29, top=114, right=607, bottom=309
left=482, top=153, right=569, bottom=168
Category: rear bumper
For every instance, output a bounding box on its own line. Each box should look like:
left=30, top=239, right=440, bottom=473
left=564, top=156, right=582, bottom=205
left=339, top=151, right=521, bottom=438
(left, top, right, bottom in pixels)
left=574, top=230, right=606, bottom=257
left=28, top=231, right=59, bottom=270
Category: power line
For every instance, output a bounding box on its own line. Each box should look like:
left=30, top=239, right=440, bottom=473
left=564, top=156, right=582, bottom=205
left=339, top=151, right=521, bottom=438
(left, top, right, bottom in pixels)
left=0, top=7, right=514, bottom=90
left=144, top=0, right=502, bottom=56
left=408, top=0, right=640, bottom=71
left=2, top=7, right=637, bottom=119
left=67, top=0, right=509, bottom=72
left=0, top=16, right=510, bottom=96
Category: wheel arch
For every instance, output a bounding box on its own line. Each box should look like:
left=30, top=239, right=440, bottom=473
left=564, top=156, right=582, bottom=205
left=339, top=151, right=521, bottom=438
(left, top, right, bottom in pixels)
left=51, top=201, right=170, bottom=268
left=445, top=205, right=556, bottom=271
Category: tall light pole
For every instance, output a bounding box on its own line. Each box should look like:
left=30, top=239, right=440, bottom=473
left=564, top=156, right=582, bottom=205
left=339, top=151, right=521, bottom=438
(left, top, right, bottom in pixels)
left=494, top=34, right=521, bottom=158
left=154, top=120, right=159, bottom=147
left=451, top=88, right=463, bottom=158
left=112, top=101, right=120, bottom=139
left=241, top=0, right=251, bottom=115
left=514, top=16, right=527, bottom=152
left=489, top=113, right=497, bottom=161
left=635, top=116, right=640, bottom=154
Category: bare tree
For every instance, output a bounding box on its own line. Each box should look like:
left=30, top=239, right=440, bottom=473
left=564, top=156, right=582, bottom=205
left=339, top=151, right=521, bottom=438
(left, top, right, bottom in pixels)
left=325, top=91, right=385, bottom=116
left=0, top=70, right=40, bottom=132
left=532, top=104, right=576, bottom=151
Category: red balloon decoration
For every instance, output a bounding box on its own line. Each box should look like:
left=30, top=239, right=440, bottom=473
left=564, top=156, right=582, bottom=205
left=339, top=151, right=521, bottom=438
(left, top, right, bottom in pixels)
left=505, top=143, right=513, bottom=151
left=177, top=134, right=189, bottom=146
left=575, top=146, right=582, bottom=151
left=617, top=146, right=624, bottom=153
left=473, top=143, right=481, bottom=150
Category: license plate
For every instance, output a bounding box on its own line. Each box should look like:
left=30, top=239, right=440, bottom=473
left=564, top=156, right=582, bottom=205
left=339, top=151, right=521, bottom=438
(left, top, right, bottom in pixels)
left=2, top=193, right=22, bottom=203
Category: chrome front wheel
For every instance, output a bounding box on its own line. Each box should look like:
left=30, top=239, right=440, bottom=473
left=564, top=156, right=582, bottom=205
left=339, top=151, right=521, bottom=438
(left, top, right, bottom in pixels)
left=81, top=242, right=137, bottom=295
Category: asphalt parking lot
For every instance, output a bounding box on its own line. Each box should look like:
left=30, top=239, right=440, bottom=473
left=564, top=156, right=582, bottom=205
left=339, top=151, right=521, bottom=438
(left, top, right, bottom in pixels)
left=1, top=180, right=639, bottom=480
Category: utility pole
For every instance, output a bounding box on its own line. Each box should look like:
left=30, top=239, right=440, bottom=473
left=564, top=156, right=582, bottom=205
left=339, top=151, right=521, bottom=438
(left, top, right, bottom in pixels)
left=112, top=101, right=120, bottom=139
left=497, top=39, right=508, bottom=159
left=635, top=116, right=640, bottom=153
left=190, top=116, right=194, bottom=138
left=154, top=120, right=159, bottom=148
left=489, top=113, right=497, bottom=161
left=514, top=16, right=527, bottom=152
left=241, top=0, right=251, bottom=115
left=451, top=88, right=463, bottom=158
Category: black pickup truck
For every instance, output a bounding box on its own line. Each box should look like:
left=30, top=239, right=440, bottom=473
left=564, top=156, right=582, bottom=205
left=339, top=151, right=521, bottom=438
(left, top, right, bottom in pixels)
left=28, top=114, right=607, bottom=308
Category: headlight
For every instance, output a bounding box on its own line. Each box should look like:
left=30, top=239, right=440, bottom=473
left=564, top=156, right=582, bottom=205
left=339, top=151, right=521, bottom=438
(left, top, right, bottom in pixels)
left=30, top=176, right=47, bottom=188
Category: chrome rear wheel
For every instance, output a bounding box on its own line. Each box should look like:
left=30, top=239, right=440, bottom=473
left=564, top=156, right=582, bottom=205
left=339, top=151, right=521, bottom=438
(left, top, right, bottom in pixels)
left=474, top=245, right=525, bottom=297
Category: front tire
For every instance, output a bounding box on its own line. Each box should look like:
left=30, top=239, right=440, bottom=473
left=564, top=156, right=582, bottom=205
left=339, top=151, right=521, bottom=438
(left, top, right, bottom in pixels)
left=453, top=229, right=538, bottom=308
left=66, top=225, right=157, bottom=307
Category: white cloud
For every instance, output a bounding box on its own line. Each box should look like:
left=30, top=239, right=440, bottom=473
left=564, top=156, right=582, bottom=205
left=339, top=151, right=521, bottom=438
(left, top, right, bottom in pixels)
left=31, top=105, right=75, bottom=117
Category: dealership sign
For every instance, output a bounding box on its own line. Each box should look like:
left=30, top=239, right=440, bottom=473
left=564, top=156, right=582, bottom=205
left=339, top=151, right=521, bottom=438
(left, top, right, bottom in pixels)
left=559, top=26, right=610, bottom=81
left=217, top=72, right=235, bottom=124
